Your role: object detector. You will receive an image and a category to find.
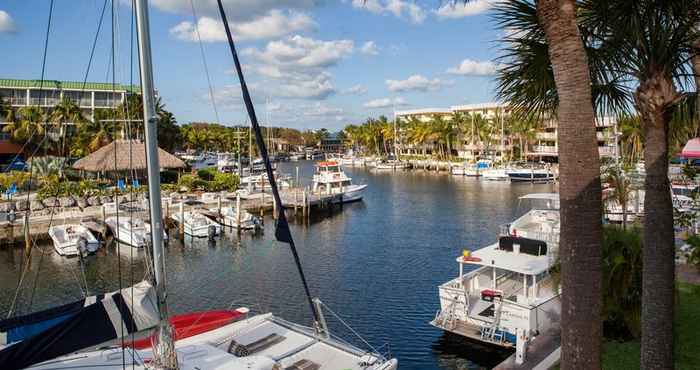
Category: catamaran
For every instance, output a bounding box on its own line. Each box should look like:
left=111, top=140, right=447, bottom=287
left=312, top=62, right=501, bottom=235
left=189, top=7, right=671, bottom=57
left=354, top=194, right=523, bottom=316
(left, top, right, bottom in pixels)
left=48, top=224, right=100, bottom=257
left=431, top=193, right=561, bottom=349
left=312, top=160, right=367, bottom=202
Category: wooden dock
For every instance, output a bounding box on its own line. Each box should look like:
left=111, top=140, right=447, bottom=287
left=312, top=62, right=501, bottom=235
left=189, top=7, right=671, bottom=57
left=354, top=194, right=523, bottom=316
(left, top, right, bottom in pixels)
left=0, top=187, right=349, bottom=246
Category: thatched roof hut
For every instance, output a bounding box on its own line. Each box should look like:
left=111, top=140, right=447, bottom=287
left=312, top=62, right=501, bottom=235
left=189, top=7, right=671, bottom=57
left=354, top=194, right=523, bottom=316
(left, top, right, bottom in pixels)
left=72, top=140, right=185, bottom=172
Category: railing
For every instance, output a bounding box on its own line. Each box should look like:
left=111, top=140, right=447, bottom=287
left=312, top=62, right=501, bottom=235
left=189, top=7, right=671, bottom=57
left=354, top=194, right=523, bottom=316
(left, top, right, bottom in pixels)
left=531, top=145, right=558, bottom=154
left=536, top=132, right=557, bottom=140
left=500, top=223, right=559, bottom=246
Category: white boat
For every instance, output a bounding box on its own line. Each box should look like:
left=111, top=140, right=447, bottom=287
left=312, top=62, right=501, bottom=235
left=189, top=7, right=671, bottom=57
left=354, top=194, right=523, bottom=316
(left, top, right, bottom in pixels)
left=105, top=216, right=159, bottom=248
left=374, top=160, right=409, bottom=171
left=186, top=153, right=218, bottom=170
left=211, top=206, right=259, bottom=230
left=312, top=160, right=367, bottom=203
left=451, top=160, right=492, bottom=177
left=48, top=224, right=100, bottom=257
left=507, top=167, right=556, bottom=183
left=171, top=211, right=221, bottom=238
left=216, top=153, right=239, bottom=173
left=482, top=168, right=510, bottom=181
left=24, top=306, right=397, bottom=370
left=289, top=153, right=303, bottom=161
left=431, top=193, right=561, bottom=348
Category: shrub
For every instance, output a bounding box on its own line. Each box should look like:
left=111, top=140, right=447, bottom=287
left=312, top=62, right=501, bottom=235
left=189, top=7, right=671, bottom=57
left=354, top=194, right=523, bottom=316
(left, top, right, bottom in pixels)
left=197, top=167, right=218, bottom=181
left=160, top=170, right=179, bottom=184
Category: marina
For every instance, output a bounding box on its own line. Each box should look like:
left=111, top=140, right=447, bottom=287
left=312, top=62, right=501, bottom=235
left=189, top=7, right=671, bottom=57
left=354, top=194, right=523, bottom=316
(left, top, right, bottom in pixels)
left=0, top=160, right=556, bottom=369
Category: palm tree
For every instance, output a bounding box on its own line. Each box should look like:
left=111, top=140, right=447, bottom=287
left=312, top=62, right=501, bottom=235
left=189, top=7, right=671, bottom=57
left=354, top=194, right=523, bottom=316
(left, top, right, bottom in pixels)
left=618, top=114, right=643, bottom=165
left=577, top=2, right=698, bottom=366
left=0, top=97, right=13, bottom=123
left=495, top=1, right=605, bottom=367
left=603, top=166, right=633, bottom=229
left=50, top=97, right=84, bottom=157
left=3, top=105, right=48, bottom=154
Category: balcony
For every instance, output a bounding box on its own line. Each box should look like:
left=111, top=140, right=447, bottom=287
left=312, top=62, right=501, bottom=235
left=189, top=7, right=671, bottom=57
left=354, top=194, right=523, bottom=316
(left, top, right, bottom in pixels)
left=598, top=146, right=617, bottom=157
left=536, top=132, right=557, bottom=140
left=531, top=145, right=558, bottom=155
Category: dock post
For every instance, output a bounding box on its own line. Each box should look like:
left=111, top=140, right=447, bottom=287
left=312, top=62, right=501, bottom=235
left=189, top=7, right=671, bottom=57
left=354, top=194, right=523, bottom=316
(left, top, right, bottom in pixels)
left=306, top=187, right=311, bottom=222
left=179, top=201, right=184, bottom=240
left=23, top=213, right=30, bottom=259
left=294, top=188, right=298, bottom=215
left=272, top=193, right=277, bottom=220
left=236, top=193, right=241, bottom=233
left=101, top=204, right=107, bottom=235
left=218, top=194, right=224, bottom=235
left=302, top=188, right=307, bottom=220
left=296, top=166, right=299, bottom=187
left=260, top=206, right=264, bottom=225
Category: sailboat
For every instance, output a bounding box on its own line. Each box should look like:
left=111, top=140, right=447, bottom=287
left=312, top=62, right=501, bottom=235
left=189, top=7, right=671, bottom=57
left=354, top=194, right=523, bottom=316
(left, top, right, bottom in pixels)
left=0, top=1, right=397, bottom=369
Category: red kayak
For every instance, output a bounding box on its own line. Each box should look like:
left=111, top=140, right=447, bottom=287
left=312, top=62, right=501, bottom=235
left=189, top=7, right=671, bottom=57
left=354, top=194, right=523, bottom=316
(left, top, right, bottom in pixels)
left=125, top=308, right=248, bottom=350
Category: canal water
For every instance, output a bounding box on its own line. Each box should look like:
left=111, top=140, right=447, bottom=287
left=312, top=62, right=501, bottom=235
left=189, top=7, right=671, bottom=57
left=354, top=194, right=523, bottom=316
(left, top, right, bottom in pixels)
left=0, top=160, right=554, bottom=369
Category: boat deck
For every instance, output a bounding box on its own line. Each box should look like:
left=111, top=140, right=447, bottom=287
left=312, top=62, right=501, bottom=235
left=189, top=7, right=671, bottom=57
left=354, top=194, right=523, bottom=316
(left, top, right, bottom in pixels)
left=430, top=318, right=513, bottom=348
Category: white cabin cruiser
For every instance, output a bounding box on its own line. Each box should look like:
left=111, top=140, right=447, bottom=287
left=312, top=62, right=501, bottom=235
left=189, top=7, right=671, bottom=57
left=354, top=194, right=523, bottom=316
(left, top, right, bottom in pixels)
left=211, top=206, right=259, bottom=230
left=48, top=225, right=100, bottom=257
left=312, top=161, right=367, bottom=203
left=431, top=193, right=561, bottom=348
left=171, top=211, right=221, bottom=238
left=187, top=153, right=218, bottom=170
left=507, top=166, right=555, bottom=183
left=451, top=160, right=492, bottom=177
left=481, top=168, right=510, bottom=181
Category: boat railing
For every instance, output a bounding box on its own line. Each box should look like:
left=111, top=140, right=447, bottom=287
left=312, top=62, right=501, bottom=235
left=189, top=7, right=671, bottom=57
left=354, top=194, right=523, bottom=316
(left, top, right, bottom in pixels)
left=499, top=223, right=559, bottom=245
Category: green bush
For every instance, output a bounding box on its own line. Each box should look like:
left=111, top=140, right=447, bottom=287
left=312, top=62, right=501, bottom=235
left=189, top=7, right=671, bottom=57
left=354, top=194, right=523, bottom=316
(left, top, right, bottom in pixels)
left=602, top=226, right=643, bottom=340
left=197, top=167, right=218, bottom=181
left=0, top=171, right=31, bottom=192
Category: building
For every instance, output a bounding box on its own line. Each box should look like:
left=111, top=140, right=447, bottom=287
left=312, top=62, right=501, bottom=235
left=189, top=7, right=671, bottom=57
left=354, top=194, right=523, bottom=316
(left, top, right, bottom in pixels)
left=319, top=133, right=343, bottom=153
left=0, top=78, right=139, bottom=157
left=395, top=102, right=617, bottom=162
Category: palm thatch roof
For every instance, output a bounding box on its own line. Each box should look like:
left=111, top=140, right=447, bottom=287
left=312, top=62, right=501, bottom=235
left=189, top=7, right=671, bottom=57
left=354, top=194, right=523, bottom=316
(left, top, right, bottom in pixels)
left=72, top=140, right=185, bottom=172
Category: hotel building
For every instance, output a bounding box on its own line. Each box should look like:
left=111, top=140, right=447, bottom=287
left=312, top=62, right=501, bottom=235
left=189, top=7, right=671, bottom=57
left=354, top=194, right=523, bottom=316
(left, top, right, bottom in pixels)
left=395, top=102, right=618, bottom=162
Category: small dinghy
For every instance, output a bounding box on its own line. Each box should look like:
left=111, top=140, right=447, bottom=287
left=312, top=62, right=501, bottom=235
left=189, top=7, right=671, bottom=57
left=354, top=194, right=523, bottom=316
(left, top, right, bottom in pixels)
left=211, top=206, right=260, bottom=230
left=105, top=217, right=164, bottom=248
left=48, top=225, right=100, bottom=257
left=171, top=211, right=221, bottom=238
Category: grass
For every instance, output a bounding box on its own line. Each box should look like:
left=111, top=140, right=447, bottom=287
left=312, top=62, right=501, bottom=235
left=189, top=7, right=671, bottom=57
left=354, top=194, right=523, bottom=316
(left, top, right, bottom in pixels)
left=601, top=282, right=700, bottom=370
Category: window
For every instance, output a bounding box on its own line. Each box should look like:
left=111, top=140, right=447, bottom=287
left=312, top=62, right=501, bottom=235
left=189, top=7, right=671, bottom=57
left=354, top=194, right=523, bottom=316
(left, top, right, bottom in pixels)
left=63, top=90, right=92, bottom=107
left=0, top=89, right=27, bottom=105
left=29, top=89, right=60, bottom=106
left=94, top=91, right=122, bottom=107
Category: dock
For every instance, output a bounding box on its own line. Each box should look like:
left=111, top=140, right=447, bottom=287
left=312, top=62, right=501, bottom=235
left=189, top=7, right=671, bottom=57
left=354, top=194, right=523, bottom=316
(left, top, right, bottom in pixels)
left=0, top=187, right=349, bottom=246
left=494, top=329, right=561, bottom=370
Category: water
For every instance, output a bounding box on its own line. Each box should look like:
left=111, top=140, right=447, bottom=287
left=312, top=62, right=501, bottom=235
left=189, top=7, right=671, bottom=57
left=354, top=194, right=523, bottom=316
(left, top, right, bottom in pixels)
left=0, top=161, right=555, bottom=369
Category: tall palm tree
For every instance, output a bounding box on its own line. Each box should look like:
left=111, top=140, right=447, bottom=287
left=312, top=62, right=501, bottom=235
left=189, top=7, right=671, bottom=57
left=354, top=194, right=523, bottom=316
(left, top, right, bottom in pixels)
left=4, top=105, right=48, bottom=154
left=603, top=166, right=633, bottom=230
left=50, top=97, right=84, bottom=157
left=618, top=114, right=643, bottom=165
left=578, top=2, right=698, bottom=366
left=0, top=97, right=13, bottom=123
left=495, top=1, right=605, bottom=367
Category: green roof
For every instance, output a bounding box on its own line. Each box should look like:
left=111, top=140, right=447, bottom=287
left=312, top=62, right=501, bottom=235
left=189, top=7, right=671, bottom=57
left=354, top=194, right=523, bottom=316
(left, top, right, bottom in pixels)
left=0, top=78, right=140, bottom=93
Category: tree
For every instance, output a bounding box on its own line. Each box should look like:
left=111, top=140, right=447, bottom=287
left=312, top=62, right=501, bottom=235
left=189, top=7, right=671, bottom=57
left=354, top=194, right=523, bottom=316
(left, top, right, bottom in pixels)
left=603, top=165, right=633, bottom=230
left=3, top=105, right=48, bottom=154
left=577, top=1, right=698, bottom=366
left=495, top=1, right=604, bottom=367
left=0, top=97, right=13, bottom=123
left=50, top=97, right=85, bottom=157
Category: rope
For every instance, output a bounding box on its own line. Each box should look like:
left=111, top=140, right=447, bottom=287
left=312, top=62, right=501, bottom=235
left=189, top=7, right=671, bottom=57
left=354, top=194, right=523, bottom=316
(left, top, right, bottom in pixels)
left=318, top=301, right=386, bottom=361
left=215, top=0, right=320, bottom=325
left=188, top=0, right=221, bottom=125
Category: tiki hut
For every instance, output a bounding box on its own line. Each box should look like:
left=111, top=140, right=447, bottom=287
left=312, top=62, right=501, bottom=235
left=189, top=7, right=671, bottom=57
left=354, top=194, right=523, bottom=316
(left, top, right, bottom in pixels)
left=73, top=140, right=185, bottom=174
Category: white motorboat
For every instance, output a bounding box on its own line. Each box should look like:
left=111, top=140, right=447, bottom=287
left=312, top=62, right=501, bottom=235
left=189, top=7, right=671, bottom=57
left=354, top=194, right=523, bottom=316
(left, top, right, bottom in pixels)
left=48, top=224, right=100, bottom=257
left=211, top=206, right=259, bottom=230
left=507, top=166, right=556, bottom=183
left=105, top=216, right=160, bottom=248
left=312, top=160, right=367, bottom=203
left=171, top=211, right=221, bottom=238
left=481, top=168, right=510, bottom=181
left=186, top=153, right=218, bottom=170
left=451, top=160, right=492, bottom=177
left=374, top=160, right=409, bottom=171
left=216, top=153, right=239, bottom=173
left=431, top=193, right=561, bottom=348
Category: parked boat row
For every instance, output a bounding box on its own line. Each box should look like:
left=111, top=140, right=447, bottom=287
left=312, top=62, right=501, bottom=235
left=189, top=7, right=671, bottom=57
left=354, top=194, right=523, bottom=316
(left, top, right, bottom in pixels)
left=451, top=161, right=556, bottom=183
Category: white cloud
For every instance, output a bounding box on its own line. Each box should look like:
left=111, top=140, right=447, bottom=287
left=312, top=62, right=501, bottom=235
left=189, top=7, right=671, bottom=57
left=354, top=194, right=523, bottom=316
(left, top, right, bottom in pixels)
left=386, top=74, right=450, bottom=92
left=360, top=41, right=379, bottom=55
left=433, top=0, right=498, bottom=19
left=350, top=0, right=426, bottom=24
left=0, top=10, right=16, bottom=33
left=303, top=102, right=344, bottom=117
left=446, top=59, right=503, bottom=76
left=153, top=0, right=318, bottom=20
left=363, top=97, right=407, bottom=109
left=170, top=10, right=314, bottom=42
left=341, top=84, right=368, bottom=95
left=241, top=35, right=354, bottom=100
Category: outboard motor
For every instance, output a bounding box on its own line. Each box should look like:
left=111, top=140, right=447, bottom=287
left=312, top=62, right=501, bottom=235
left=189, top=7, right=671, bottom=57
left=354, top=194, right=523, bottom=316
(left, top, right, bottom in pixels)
left=77, top=236, right=88, bottom=257
left=207, top=225, right=217, bottom=240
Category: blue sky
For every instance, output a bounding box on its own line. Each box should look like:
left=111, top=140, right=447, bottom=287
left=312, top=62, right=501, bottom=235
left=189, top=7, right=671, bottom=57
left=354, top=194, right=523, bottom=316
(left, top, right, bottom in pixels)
left=0, top=0, right=503, bottom=130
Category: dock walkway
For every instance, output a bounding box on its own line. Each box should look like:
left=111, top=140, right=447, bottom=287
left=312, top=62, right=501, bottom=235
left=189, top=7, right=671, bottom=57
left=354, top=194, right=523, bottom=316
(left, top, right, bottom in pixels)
left=494, top=329, right=560, bottom=370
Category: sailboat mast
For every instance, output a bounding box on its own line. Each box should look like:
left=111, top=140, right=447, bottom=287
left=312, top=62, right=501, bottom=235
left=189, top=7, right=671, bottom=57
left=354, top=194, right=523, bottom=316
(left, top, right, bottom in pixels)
left=134, top=0, right=176, bottom=368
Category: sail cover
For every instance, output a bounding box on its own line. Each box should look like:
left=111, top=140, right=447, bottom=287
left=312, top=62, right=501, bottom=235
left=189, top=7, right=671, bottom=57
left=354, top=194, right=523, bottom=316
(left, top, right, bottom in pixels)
left=0, top=281, right=159, bottom=370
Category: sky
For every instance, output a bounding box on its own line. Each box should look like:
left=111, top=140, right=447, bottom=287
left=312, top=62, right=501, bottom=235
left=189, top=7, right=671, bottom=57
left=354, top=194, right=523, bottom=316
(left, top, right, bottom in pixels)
left=0, top=0, right=505, bottom=130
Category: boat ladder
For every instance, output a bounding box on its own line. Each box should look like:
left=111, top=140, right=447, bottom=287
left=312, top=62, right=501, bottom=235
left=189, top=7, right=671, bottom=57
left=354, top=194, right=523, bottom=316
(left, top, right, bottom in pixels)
left=480, top=297, right=504, bottom=344
left=439, top=296, right=459, bottom=330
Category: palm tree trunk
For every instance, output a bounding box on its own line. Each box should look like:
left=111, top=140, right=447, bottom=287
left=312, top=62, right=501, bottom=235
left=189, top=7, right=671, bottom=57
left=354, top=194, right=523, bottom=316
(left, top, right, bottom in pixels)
left=639, top=97, right=675, bottom=369
left=693, top=52, right=700, bottom=136
left=537, top=1, right=603, bottom=368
